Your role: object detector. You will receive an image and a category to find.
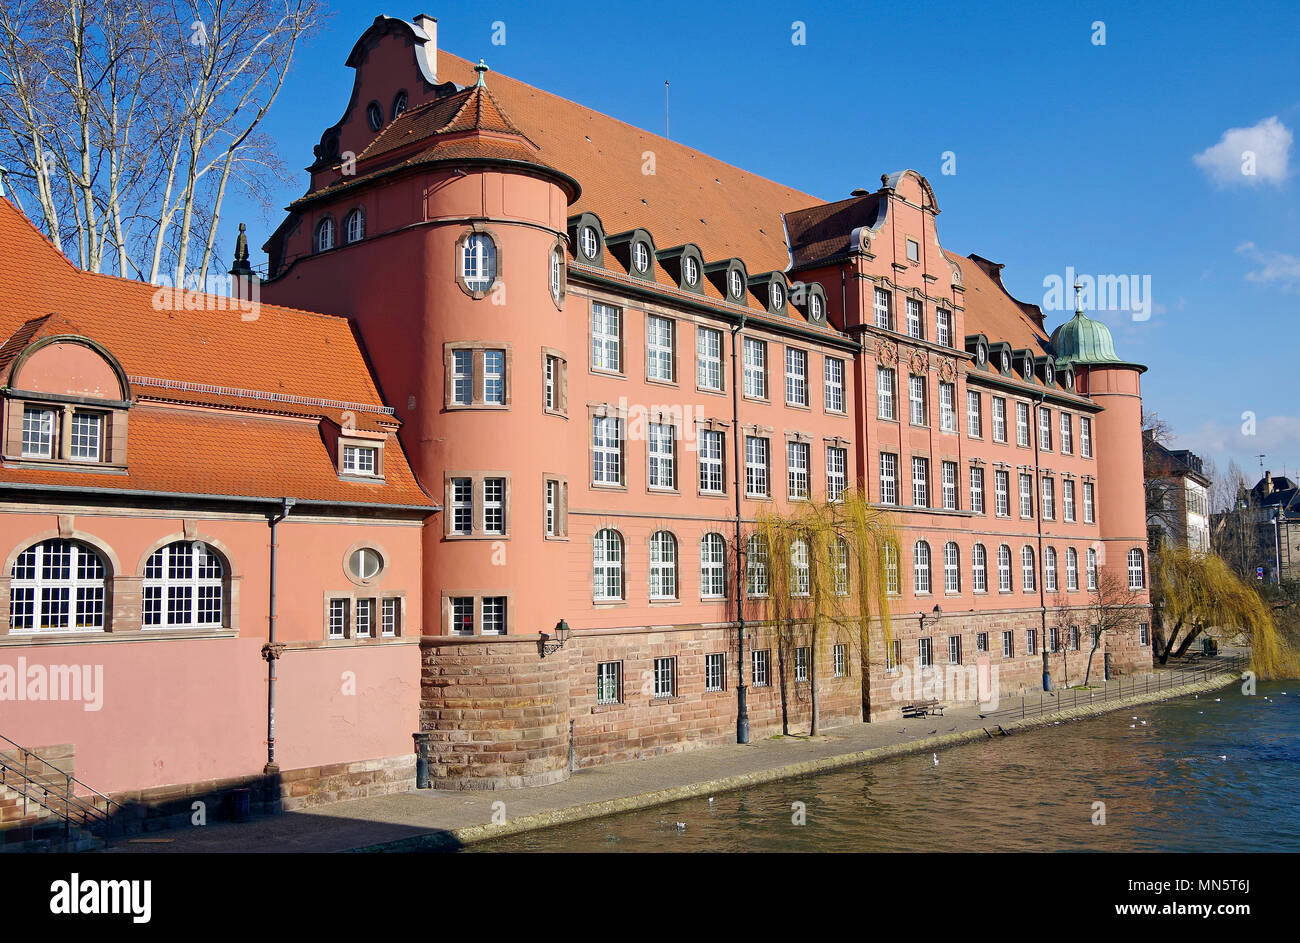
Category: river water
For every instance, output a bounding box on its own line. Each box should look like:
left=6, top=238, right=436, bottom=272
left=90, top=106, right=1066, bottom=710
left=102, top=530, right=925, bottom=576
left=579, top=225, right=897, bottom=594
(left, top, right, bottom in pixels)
left=472, top=681, right=1300, bottom=852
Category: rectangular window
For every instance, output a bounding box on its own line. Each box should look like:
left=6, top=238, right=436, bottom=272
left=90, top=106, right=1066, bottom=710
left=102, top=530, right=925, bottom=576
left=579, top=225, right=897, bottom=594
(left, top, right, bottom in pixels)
left=545, top=479, right=559, bottom=537
left=834, top=644, right=846, bottom=678
left=482, top=477, right=505, bottom=534
left=886, top=638, right=903, bottom=672
left=381, top=598, right=400, bottom=637
left=1063, top=481, right=1076, bottom=522
left=948, top=635, right=962, bottom=665
left=936, top=309, right=952, bottom=347
left=482, top=596, right=506, bottom=635
left=1081, top=417, right=1093, bottom=458
left=1139, top=622, right=1150, bottom=646
left=906, top=297, right=923, bottom=339
left=591, top=302, right=622, bottom=372
left=745, top=436, right=770, bottom=497
left=874, top=287, right=892, bottom=330
left=450, top=597, right=473, bottom=636
left=826, top=446, right=847, bottom=502
left=912, top=456, right=929, bottom=508
left=342, top=445, right=377, bottom=476
left=909, top=375, right=927, bottom=426
left=1026, top=629, right=1038, bottom=656
left=1049, top=626, right=1060, bottom=653
left=787, top=441, right=810, bottom=499
left=483, top=349, right=506, bottom=404
left=794, top=647, right=810, bottom=683
left=1002, top=630, right=1014, bottom=658
left=1060, top=413, right=1072, bottom=453
left=355, top=598, right=374, bottom=638
left=451, top=477, right=472, bottom=534
left=646, top=315, right=675, bottom=382
left=699, top=429, right=724, bottom=494
left=942, top=461, right=958, bottom=510
left=1019, top=473, right=1034, bottom=518
left=992, top=397, right=1007, bottom=443
left=1070, top=625, right=1081, bottom=650
left=824, top=357, right=845, bottom=412
left=653, top=657, right=676, bottom=697
left=967, top=391, right=982, bottom=438
left=752, top=649, right=771, bottom=687
left=592, top=416, right=623, bottom=485
left=648, top=422, right=676, bottom=490
left=451, top=350, right=473, bottom=406
left=995, top=470, right=1010, bottom=517
left=1083, top=482, right=1095, bottom=523
left=743, top=338, right=767, bottom=398
left=70, top=412, right=102, bottom=461
left=969, top=466, right=985, bottom=514
left=1016, top=402, right=1030, bottom=447
left=1038, top=406, right=1052, bottom=451
left=907, top=239, right=920, bottom=263
left=879, top=452, right=898, bottom=505
left=877, top=367, right=897, bottom=420
left=977, top=632, right=989, bottom=653
left=918, top=637, right=933, bottom=668
left=1041, top=477, right=1055, bottom=520
left=785, top=348, right=808, bottom=406
left=939, top=381, right=956, bottom=432
left=328, top=598, right=348, bottom=639
left=705, top=653, right=725, bottom=692
left=597, top=661, right=622, bottom=704
left=544, top=355, right=561, bottom=412
left=697, top=326, right=723, bottom=390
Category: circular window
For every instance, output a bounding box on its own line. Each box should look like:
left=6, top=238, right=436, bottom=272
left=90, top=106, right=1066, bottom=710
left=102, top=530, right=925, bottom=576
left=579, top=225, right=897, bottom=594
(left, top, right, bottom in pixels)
left=366, top=102, right=383, bottom=131
left=633, top=241, right=650, bottom=273
left=730, top=269, right=744, bottom=299
left=580, top=226, right=599, bottom=260
left=349, top=547, right=383, bottom=581
left=684, top=256, right=698, bottom=285
left=771, top=281, right=785, bottom=310
left=392, top=90, right=408, bottom=120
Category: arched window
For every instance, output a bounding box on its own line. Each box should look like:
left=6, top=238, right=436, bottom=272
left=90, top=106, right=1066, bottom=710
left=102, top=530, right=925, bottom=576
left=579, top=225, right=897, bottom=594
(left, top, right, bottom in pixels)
left=943, top=541, right=960, bottom=593
left=143, top=541, right=224, bottom=627
left=9, top=539, right=108, bottom=633
left=593, top=529, right=624, bottom=601
left=1044, top=546, right=1058, bottom=592
left=579, top=225, right=599, bottom=260
left=549, top=246, right=565, bottom=303
left=746, top=534, right=769, bottom=597
left=729, top=268, right=745, bottom=300
left=832, top=536, right=849, bottom=596
left=366, top=101, right=383, bottom=130
left=1066, top=547, right=1079, bottom=591
left=997, top=544, right=1012, bottom=593
left=461, top=232, right=497, bottom=291
left=649, top=531, right=678, bottom=600
left=972, top=543, right=987, bottom=593
left=790, top=539, right=811, bottom=596
left=913, top=540, right=931, bottom=595
left=315, top=216, right=335, bottom=252
left=391, top=90, right=408, bottom=119
left=700, top=533, right=726, bottom=599
left=1086, top=547, right=1098, bottom=590
left=1128, top=548, right=1145, bottom=590
left=344, top=208, right=365, bottom=244
left=884, top=542, right=900, bottom=595
left=684, top=255, right=699, bottom=286
left=1021, top=546, right=1036, bottom=592
left=632, top=240, right=650, bottom=274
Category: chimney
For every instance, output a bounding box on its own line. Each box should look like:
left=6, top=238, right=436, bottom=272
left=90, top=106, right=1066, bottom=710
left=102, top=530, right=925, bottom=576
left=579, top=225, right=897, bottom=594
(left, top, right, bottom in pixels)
left=413, top=13, right=437, bottom=78
left=1265, top=471, right=1274, bottom=494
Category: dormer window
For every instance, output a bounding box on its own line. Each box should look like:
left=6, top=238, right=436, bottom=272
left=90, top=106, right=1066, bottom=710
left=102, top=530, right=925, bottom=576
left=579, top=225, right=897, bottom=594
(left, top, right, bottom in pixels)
left=810, top=293, right=823, bottom=321
left=632, top=241, right=650, bottom=274
left=366, top=101, right=383, bottom=131
left=730, top=269, right=744, bottom=300
left=579, top=226, right=599, bottom=260
left=1000, top=350, right=1010, bottom=373
left=342, top=444, right=378, bottom=476
left=771, top=281, right=785, bottom=311
left=315, top=217, right=335, bottom=252
left=684, top=256, right=698, bottom=286
left=344, top=208, right=365, bottom=244
left=21, top=406, right=54, bottom=458
left=70, top=412, right=102, bottom=461
left=461, top=232, right=497, bottom=292
left=391, top=90, right=408, bottom=119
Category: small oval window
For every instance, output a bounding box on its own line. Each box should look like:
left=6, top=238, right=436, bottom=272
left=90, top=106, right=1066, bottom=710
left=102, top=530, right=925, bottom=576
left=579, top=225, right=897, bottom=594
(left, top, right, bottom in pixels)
left=810, top=293, right=823, bottom=320
left=771, top=281, right=785, bottom=310
left=349, top=548, right=383, bottom=581
left=391, top=90, right=408, bottom=120
left=730, top=269, right=744, bottom=299
left=580, top=226, right=599, bottom=260
left=633, top=241, right=650, bottom=273
left=366, top=101, right=383, bottom=131
left=684, top=256, right=698, bottom=286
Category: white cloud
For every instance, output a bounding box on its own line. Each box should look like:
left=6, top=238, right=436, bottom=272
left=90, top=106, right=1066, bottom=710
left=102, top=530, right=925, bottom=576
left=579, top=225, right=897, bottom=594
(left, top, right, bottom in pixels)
left=1178, top=415, right=1300, bottom=475
left=1235, top=241, right=1300, bottom=291
left=1193, top=116, right=1292, bottom=186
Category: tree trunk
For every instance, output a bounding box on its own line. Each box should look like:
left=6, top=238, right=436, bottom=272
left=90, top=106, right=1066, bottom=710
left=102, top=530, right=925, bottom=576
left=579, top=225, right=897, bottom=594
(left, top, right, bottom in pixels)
left=808, top=619, right=819, bottom=737
left=1083, top=641, right=1099, bottom=686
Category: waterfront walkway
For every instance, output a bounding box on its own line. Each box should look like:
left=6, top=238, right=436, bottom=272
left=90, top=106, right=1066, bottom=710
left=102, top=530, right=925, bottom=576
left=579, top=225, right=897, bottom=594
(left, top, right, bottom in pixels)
left=107, top=666, right=1239, bottom=853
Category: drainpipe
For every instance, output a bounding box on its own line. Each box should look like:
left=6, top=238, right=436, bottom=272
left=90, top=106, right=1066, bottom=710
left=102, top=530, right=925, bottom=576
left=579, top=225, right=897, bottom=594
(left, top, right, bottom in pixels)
left=730, top=309, right=751, bottom=744
left=262, top=497, right=296, bottom=774
left=1033, top=393, right=1050, bottom=691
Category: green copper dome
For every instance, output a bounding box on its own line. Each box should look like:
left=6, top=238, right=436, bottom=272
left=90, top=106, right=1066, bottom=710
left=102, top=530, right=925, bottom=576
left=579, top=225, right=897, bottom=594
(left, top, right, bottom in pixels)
left=1051, top=310, right=1123, bottom=368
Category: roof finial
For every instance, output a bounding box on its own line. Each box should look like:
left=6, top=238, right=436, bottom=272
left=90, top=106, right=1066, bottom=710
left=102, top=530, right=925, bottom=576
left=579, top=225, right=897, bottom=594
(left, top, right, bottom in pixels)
left=230, top=222, right=253, bottom=277
left=474, top=58, right=488, bottom=87
left=1073, top=280, right=1084, bottom=315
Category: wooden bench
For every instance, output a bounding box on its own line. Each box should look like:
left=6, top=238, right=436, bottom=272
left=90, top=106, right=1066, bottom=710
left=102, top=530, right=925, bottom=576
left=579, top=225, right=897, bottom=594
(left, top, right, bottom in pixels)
left=902, top=699, right=946, bottom=718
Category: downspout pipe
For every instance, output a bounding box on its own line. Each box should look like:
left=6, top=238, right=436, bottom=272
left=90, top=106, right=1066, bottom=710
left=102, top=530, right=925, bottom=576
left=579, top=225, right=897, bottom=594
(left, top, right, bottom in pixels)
left=263, top=497, right=296, bottom=774
left=1033, top=393, right=1050, bottom=691
left=730, top=310, right=751, bottom=744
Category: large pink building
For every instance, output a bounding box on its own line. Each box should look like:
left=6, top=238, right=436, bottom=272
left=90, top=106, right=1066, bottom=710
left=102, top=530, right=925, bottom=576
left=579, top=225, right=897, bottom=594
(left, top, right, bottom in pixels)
left=0, top=12, right=1152, bottom=829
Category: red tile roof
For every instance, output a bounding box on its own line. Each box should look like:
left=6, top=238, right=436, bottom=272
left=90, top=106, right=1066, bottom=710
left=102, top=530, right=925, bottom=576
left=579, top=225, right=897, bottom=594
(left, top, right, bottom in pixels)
left=0, top=197, right=432, bottom=508
left=947, top=253, right=1050, bottom=353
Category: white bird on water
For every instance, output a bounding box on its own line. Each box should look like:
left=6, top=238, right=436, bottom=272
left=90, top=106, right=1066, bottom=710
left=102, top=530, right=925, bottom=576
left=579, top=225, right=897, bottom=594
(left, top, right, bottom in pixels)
left=676, top=822, right=687, bottom=830
left=1218, top=755, right=1228, bottom=761
left=1214, top=698, right=1222, bottom=702
left=1129, top=724, right=1136, bottom=729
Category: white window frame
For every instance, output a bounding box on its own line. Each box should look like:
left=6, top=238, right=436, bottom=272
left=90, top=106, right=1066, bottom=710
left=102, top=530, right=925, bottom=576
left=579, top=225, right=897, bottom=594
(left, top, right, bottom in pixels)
left=8, top=539, right=107, bottom=633
left=592, top=416, right=624, bottom=486
left=649, top=531, right=678, bottom=599
left=143, top=541, right=224, bottom=628
left=914, top=540, right=931, bottom=594
left=972, top=544, right=987, bottom=593
left=743, top=338, right=767, bottom=399
left=450, top=477, right=472, bottom=535
left=941, top=461, right=958, bottom=510
left=1066, top=547, right=1079, bottom=591
left=879, top=452, right=898, bottom=505
left=1128, top=548, right=1146, bottom=590
left=995, top=470, right=1010, bottom=517
left=1081, top=417, right=1093, bottom=457
left=1019, top=473, right=1034, bottom=518
left=939, top=381, right=956, bottom=432
left=591, top=302, right=622, bottom=373
left=653, top=656, right=676, bottom=697
left=826, top=446, right=846, bottom=502
left=462, top=233, right=496, bottom=290
left=1060, top=413, right=1072, bottom=453
left=21, top=406, right=55, bottom=458
left=787, top=441, right=810, bottom=500
left=785, top=348, right=808, bottom=407
left=648, top=422, right=676, bottom=491
left=790, top=539, right=810, bottom=596
left=1083, top=482, right=1095, bottom=523
left=699, top=429, right=724, bottom=494
left=646, top=315, right=675, bottom=382
left=906, top=297, right=923, bottom=339
left=944, top=542, right=960, bottom=593
left=874, top=287, right=891, bottom=330
left=700, top=534, right=726, bottom=599
left=594, top=529, right=625, bottom=601
left=1022, top=546, right=1037, bottom=592
left=969, top=466, right=985, bottom=514
left=912, top=456, right=929, bottom=508
left=997, top=544, right=1012, bottom=593
left=342, top=445, right=378, bottom=476
left=877, top=367, right=896, bottom=420
left=909, top=374, right=927, bottom=426
left=824, top=357, right=845, bottom=412
left=967, top=391, right=982, bottom=438
left=992, top=397, right=1007, bottom=443
left=745, top=436, right=769, bottom=497
left=697, top=326, right=723, bottom=391
left=69, top=411, right=102, bottom=461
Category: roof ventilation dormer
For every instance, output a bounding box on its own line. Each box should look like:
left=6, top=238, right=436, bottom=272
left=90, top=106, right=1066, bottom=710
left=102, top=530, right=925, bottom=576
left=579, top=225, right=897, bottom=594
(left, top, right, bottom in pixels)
left=412, top=14, right=438, bottom=82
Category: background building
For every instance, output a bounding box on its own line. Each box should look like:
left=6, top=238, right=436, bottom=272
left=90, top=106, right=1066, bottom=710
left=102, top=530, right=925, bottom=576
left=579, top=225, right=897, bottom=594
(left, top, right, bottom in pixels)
left=1144, top=434, right=1212, bottom=553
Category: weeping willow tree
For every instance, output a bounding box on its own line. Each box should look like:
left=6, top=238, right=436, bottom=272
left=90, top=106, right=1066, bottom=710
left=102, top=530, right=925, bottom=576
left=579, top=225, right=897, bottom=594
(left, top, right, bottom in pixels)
left=750, top=489, right=898, bottom=736
left=1155, top=547, right=1298, bottom=678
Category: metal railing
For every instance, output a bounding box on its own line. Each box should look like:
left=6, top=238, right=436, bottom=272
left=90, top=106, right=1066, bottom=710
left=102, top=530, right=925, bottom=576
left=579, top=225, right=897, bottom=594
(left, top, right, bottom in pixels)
left=978, top=653, right=1246, bottom=723
left=0, top=731, right=120, bottom=845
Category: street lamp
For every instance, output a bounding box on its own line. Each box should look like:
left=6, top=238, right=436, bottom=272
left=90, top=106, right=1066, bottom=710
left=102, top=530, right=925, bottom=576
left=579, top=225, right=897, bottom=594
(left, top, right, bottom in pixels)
left=540, top=619, right=571, bottom=658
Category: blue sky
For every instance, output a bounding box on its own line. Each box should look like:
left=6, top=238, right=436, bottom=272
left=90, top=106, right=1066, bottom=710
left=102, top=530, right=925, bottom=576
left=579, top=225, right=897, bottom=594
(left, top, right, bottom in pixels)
left=231, top=0, right=1300, bottom=489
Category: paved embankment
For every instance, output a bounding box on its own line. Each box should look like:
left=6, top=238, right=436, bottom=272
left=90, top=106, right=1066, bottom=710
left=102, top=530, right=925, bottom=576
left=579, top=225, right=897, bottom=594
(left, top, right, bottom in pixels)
left=106, top=671, right=1240, bottom=853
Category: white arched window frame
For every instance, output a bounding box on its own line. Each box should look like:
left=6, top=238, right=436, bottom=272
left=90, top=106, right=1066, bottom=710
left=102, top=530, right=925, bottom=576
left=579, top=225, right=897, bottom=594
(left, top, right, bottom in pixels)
left=593, top=529, right=624, bottom=601
left=700, top=533, right=726, bottom=599
left=884, top=542, right=900, bottom=595
left=997, top=544, right=1012, bottom=592
left=462, top=233, right=497, bottom=291
left=1044, top=546, right=1058, bottom=592
left=344, top=208, right=365, bottom=244
left=730, top=268, right=744, bottom=299
left=746, top=534, right=769, bottom=597
left=833, top=536, right=849, bottom=596
left=579, top=226, right=599, bottom=260
left=1021, top=546, right=1036, bottom=592
left=9, top=539, right=108, bottom=633
left=550, top=246, right=565, bottom=302
left=972, top=543, right=987, bottom=593
left=791, top=539, right=810, bottom=596
left=1128, top=548, right=1145, bottom=590
left=1066, top=547, right=1079, bottom=591
left=315, top=216, right=335, bottom=252
left=943, top=542, right=960, bottom=593
left=683, top=255, right=698, bottom=286
left=914, top=540, right=931, bottom=595
left=143, top=541, right=224, bottom=627
left=1087, top=548, right=1098, bottom=590
left=649, top=531, right=678, bottom=600
left=632, top=241, right=650, bottom=273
